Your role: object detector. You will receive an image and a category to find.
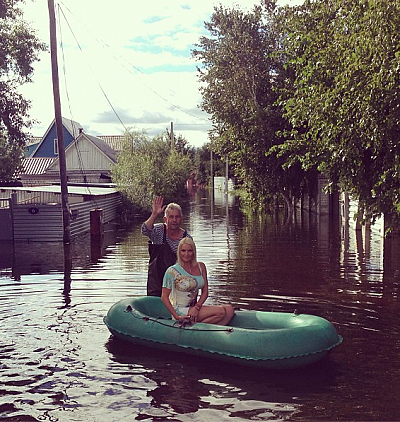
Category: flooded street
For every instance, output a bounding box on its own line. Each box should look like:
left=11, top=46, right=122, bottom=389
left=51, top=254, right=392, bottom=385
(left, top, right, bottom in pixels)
left=1, top=189, right=400, bottom=421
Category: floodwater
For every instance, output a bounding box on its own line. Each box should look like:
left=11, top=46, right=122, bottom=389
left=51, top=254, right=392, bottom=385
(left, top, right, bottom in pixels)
left=1, top=189, right=400, bottom=422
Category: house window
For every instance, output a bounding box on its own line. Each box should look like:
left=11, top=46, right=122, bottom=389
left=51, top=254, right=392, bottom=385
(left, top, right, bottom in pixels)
left=54, top=138, right=58, bottom=155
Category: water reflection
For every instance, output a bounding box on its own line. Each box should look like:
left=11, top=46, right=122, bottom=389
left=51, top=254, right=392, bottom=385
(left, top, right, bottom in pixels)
left=1, top=189, right=400, bottom=421
left=105, top=338, right=301, bottom=419
left=0, top=222, right=145, bottom=279
left=105, top=336, right=346, bottom=420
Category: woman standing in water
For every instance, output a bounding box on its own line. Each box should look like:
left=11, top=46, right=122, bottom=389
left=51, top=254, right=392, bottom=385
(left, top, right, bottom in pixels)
left=161, top=237, right=234, bottom=325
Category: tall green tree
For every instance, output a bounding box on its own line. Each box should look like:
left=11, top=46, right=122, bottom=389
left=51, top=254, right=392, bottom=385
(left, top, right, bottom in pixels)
left=111, top=130, right=193, bottom=212
left=0, top=0, right=46, bottom=181
left=193, top=2, right=311, bottom=210
left=275, top=0, right=400, bottom=225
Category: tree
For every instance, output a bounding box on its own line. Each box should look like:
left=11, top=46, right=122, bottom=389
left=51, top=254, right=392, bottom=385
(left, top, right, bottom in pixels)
left=193, top=143, right=229, bottom=186
left=0, top=0, right=46, bottom=181
left=275, top=0, right=400, bottom=226
left=111, top=129, right=193, bottom=213
left=192, top=2, right=311, bottom=211
left=166, top=127, right=195, bottom=158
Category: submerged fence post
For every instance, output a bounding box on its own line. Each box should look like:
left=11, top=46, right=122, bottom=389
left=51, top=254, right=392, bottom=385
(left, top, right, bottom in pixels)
left=90, top=209, right=104, bottom=237
left=90, top=209, right=104, bottom=262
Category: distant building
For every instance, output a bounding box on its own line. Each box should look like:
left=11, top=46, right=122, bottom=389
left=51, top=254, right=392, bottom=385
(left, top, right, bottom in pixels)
left=2, top=118, right=127, bottom=241
left=19, top=118, right=121, bottom=186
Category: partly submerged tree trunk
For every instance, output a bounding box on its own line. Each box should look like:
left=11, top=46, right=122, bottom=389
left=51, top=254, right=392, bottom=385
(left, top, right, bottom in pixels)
left=282, top=191, right=293, bottom=225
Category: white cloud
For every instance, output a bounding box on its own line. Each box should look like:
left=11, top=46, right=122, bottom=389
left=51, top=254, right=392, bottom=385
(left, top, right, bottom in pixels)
left=19, top=0, right=301, bottom=147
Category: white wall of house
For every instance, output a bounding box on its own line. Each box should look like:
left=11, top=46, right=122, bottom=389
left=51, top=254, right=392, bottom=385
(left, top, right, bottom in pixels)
left=49, top=137, right=114, bottom=172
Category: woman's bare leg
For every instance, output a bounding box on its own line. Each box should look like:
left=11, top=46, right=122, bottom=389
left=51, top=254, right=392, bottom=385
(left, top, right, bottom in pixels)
left=197, top=305, right=234, bottom=326
left=218, top=305, right=235, bottom=325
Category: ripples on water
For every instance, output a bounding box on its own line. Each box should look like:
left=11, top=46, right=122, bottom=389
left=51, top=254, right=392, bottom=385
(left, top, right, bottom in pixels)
left=1, top=190, right=400, bottom=421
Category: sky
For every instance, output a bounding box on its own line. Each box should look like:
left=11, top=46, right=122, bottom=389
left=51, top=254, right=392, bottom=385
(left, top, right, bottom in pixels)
left=20, top=0, right=302, bottom=147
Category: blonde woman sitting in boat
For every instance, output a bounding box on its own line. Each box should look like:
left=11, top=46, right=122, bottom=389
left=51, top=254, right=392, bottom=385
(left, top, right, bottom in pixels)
left=161, top=237, right=234, bottom=325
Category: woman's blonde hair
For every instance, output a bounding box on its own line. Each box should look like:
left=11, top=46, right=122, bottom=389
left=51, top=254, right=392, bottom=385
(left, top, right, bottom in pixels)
left=177, top=237, right=197, bottom=267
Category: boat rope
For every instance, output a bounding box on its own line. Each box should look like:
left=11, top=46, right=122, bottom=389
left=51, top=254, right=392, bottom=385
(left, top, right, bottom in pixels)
left=124, top=306, right=233, bottom=333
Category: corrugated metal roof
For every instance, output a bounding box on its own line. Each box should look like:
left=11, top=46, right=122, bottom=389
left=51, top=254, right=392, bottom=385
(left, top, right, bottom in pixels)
left=0, top=185, right=117, bottom=196
left=21, top=157, right=55, bottom=174
left=98, top=135, right=125, bottom=151
left=27, top=136, right=42, bottom=146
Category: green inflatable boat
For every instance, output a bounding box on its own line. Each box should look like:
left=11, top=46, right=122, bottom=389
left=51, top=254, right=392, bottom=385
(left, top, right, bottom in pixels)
left=104, top=296, right=342, bottom=370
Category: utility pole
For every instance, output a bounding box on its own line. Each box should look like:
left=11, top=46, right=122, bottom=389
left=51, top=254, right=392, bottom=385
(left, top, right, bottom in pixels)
left=48, top=0, right=70, bottom=244
left=170, top=121, right=174, bottom=151
left=225, top=154, right=229, bottom=194
left=210, top=149, right=214, bottom=192
left=210, top=149, right=214, bottom=223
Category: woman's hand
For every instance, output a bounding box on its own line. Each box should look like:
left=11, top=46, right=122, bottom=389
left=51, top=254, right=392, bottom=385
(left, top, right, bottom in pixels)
left=176, top=315, right=191, bottom=323
left=187, top=307, right=200, bottom=322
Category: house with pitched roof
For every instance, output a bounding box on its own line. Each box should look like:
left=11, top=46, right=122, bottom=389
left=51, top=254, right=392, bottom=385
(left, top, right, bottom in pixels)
left=0, top=117, right=125, bottom=241
left=1, top=117, right=123, bottom=241
left=44, top=132, right=118, bottom=184
left=19, top=118, right=119, bottom=186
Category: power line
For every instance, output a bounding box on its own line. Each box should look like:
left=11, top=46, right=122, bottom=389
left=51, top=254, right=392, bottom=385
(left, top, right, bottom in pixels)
left=58, top=5, right=135, bottom=143
left=57, top=5, right=90, bottom=188
left=58, top=1, right=210, bottom=124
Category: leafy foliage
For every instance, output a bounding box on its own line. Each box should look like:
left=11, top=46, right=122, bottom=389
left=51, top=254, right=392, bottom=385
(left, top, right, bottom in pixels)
left=193, top=2, right=312, bottom=211
left=194, top=143, right=229, bottom=186
left=275, top=0, right=400, bottom=223
left=0, top=0, right=46, bottom=181
left=111, top=130, right=193, bottom=212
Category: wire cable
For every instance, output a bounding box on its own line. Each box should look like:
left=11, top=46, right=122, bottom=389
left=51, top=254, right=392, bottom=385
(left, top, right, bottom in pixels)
left=58, top=1, right=210, bottom=124
left=58, top=5, right=135, bottom=143
left=57, top=5, right=99, bottom=202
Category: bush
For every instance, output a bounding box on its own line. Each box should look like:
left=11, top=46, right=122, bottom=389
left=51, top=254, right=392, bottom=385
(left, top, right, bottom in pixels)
left=112, top=131, right=193, bottom=213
